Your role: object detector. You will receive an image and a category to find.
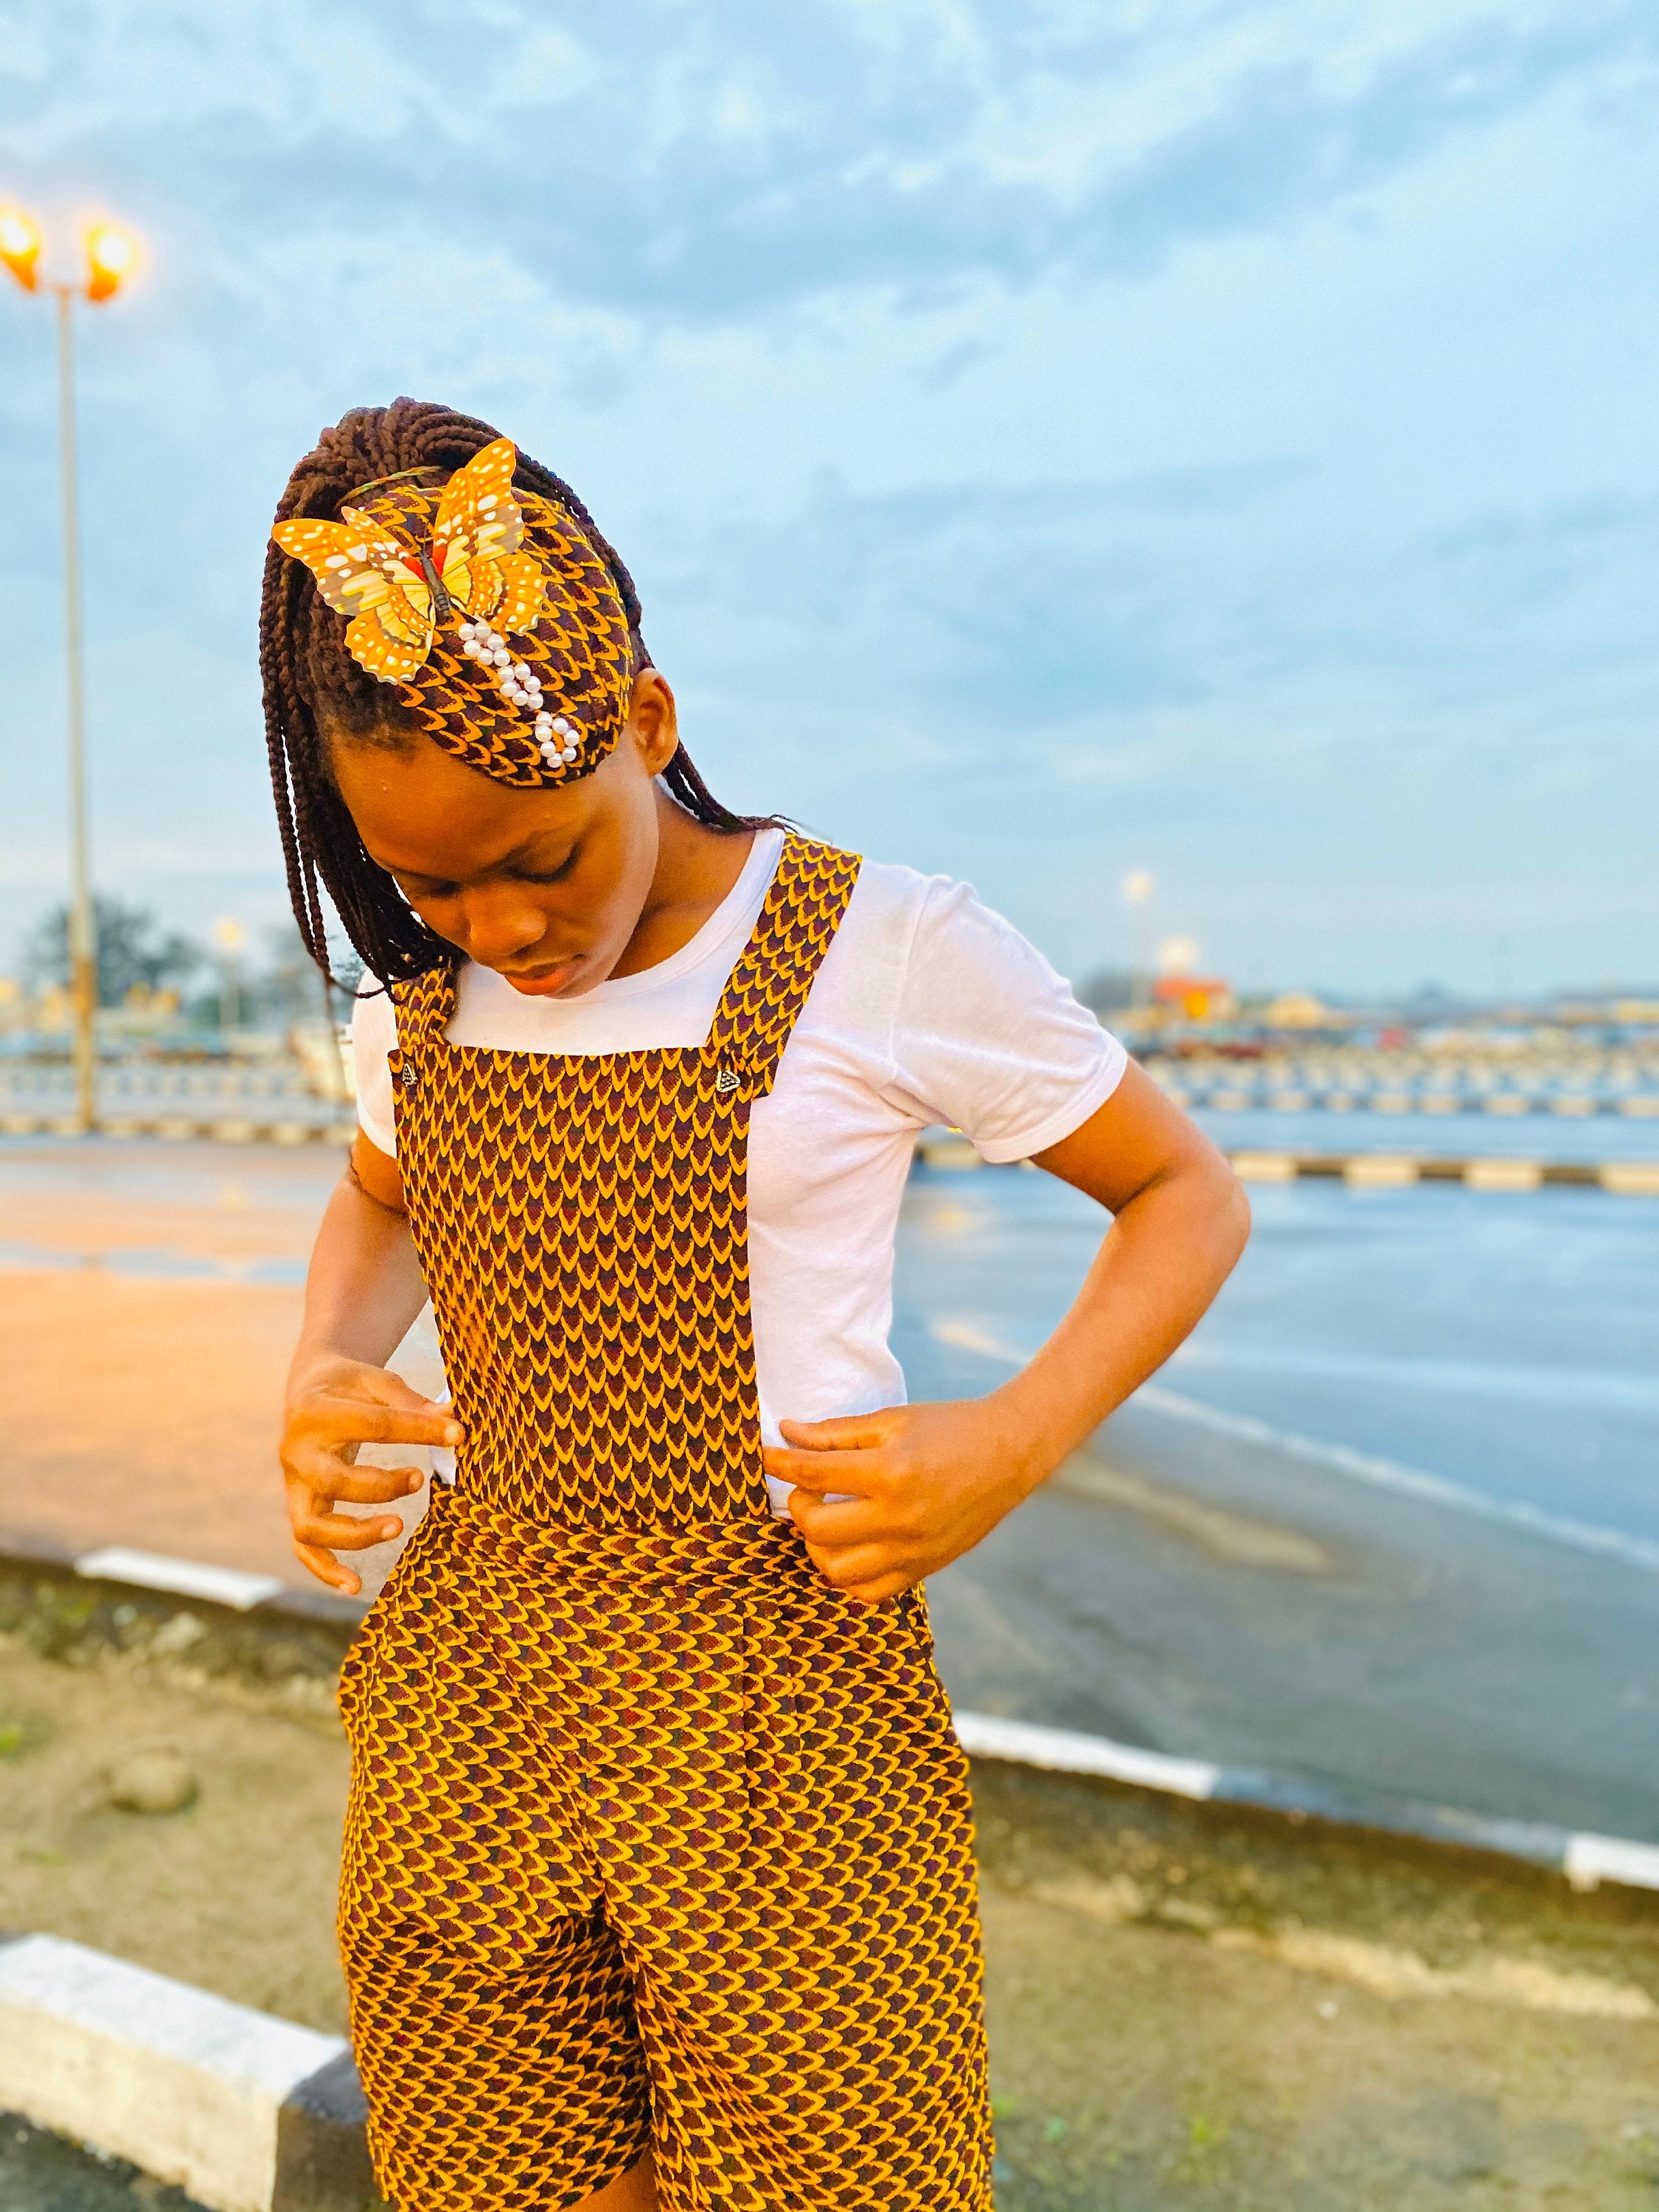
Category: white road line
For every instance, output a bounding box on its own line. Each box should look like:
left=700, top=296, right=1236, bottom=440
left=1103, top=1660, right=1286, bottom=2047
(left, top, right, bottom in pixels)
left=929, top=1318, right=1659, bottom=1578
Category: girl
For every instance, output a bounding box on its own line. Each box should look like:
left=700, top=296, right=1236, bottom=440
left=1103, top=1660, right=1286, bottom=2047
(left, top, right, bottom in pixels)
left=268, top=398, right=1248, bottom=2212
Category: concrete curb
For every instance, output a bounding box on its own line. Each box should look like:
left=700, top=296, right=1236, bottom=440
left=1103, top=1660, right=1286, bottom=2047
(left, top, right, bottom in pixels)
left=1225, top=1150, right=1659, bottom=1194
left=952, top=1712, right=1659, bottom=1895
left=914, top=1131, right=1659, bottom=1190
left=0, top=1935, right=380, bottom=2211
left=4, top=1548, right=1658, bottom=2204
left=9, top=1535, right=1659, bottom=1896
left=0, top=1115, right=356, bottom=1144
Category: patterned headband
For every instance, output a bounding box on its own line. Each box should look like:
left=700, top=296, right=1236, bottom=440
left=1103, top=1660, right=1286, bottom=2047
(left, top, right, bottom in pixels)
left=271, top=439, right=634, bottom=788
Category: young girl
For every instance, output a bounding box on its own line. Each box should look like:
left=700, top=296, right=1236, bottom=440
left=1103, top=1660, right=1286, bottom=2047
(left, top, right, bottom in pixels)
left=267, top=398, right=1248, bottom=2212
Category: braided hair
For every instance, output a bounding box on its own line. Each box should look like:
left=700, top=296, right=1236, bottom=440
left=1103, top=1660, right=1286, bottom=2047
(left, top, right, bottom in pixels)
left=260, top=397, right=772, bottom=984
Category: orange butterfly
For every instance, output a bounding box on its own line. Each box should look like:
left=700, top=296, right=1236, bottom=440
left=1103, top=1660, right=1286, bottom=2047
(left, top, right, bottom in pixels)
left=271, top=438, right=547, bottom=684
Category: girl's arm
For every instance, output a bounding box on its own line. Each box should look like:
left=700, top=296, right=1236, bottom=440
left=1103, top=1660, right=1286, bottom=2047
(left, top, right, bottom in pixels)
left=769, top=1062, right=1251, bottom=1604
left=279, top=1134, right=461, bottom=1595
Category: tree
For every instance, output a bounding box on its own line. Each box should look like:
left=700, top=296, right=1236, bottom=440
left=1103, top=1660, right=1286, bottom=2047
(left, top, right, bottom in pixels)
left=23, top=897, right=204, bottom=1008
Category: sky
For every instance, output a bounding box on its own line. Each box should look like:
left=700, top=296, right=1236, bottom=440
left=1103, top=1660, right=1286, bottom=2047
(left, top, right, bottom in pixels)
left=1, top=0, right=1655, bottom=997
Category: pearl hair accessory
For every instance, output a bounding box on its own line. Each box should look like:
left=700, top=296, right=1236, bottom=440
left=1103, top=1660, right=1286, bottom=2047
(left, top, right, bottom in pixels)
left=455, top=616, right=582, bottom=768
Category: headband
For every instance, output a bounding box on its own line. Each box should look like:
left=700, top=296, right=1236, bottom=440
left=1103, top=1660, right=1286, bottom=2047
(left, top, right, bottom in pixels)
left=271, top=439, right=633, bottom=788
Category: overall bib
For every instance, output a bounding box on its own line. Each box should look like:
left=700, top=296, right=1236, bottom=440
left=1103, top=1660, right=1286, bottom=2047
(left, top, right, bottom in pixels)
left=337, top=837, right=992, bottom=2212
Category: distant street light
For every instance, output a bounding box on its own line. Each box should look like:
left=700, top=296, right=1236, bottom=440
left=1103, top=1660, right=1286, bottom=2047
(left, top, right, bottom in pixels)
left=1, top=206, right=142, bottom=1133
left=1122, top=868, right=1155, bottom=1008
left=209, top=915, right=248, bottom=1037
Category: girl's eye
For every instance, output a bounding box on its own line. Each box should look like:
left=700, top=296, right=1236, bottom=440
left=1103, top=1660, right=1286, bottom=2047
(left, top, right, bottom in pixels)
left=520, top=849, right=579, bottom=886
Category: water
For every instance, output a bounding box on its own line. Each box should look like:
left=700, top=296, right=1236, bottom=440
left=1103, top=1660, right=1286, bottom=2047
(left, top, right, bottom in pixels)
left=899, top=1124, right=1659, bottom=1843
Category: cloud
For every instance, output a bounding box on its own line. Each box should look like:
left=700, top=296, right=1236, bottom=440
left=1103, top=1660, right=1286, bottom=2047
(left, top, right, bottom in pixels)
left=7, top=0, right=1652, bottom=327
left=1, top=1, right=1655, bottom=991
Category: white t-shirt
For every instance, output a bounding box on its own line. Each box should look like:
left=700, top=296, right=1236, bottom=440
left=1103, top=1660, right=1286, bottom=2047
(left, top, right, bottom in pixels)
left=353, top=828, right=1125, bottom=1512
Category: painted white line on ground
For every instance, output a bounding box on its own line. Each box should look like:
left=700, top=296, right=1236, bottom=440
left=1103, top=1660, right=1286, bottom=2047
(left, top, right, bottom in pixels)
left=0, top=1933, right=344, bottom=2212
left=74, top=1547, right=285, bottom=1611
left=953, top=1712, right=1220, bottom=1801
left=929, top=1318, right=1659, bottom=1579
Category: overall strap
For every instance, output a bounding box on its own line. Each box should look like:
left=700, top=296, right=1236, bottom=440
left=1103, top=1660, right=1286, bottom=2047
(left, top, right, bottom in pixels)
left=709, top=835, right=862, bottom=1094
left=389, top=959, right=459, bottom=1062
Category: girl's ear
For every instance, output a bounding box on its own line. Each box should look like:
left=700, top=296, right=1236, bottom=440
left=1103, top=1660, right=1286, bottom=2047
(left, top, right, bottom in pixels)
left=626, top=669, right=681, bottom=778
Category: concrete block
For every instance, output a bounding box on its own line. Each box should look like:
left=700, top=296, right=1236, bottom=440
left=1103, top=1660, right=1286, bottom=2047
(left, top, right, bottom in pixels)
left=0, top=1934, right=379, bottom=2211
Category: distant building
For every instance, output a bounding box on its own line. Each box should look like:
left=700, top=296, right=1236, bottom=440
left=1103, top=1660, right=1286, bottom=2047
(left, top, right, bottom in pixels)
left=1153, top=975, right=1237, bottom=1021
left=1264, top=990, right=1329, bottom=1029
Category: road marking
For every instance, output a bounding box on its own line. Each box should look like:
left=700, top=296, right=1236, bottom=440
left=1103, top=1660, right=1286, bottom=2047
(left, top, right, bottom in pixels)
left=929, top=1318, right=1659, bottom=1578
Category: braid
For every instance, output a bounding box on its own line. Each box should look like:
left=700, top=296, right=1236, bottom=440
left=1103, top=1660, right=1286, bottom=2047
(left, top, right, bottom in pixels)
left=259, top=397, right=778, bottom=984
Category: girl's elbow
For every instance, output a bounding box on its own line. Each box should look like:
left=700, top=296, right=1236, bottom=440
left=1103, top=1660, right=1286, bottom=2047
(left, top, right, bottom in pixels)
left=1212, top=1158, right=1253, bottom=1263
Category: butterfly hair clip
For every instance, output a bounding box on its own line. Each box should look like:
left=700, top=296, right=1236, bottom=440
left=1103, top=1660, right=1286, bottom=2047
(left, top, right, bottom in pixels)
left=273, top=439, right=582, bottom=771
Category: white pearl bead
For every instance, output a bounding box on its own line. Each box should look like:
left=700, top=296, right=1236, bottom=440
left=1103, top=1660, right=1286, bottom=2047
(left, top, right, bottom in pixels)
left=561, top=745, right=578, bottom=764
left=492, top=648, right=510, bottom=667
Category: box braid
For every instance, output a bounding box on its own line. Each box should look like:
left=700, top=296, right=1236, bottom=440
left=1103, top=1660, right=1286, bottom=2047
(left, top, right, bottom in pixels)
left=260, top=397, right=777, bottom=984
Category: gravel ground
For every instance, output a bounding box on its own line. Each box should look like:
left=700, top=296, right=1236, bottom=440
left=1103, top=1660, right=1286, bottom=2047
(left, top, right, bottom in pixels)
left=4, top=1635, right=1659, bottom=2208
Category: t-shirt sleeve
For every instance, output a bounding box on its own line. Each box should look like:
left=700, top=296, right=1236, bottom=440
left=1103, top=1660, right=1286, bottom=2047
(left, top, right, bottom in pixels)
left=352, top=983, right=400, bottom=1158
left=881, top=878, right=1127, bottom=1163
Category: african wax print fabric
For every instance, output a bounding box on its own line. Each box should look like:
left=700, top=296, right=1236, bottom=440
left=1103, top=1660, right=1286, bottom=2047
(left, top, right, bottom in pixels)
left=337, top=835, right=992, bottom=2211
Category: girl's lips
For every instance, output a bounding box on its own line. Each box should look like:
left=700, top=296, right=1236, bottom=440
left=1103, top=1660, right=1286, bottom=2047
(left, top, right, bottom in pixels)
left=501, top=956, right=583, bottom=996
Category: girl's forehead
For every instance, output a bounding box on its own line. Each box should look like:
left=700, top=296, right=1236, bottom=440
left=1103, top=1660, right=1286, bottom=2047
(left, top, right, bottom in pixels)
left=332, top=728, right=612, bottom=877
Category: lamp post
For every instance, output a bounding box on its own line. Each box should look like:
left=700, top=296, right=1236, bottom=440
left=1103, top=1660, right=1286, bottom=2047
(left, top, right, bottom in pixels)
left=1123, top=867, right=1155, bottom=1009
left=0, top=207, right=139, bottom=1135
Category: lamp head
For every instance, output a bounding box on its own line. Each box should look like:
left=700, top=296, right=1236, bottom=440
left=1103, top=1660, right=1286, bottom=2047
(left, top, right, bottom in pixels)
left=85, top=221, right=138, bottom=302
left=0, top=207, right=41, bottom=292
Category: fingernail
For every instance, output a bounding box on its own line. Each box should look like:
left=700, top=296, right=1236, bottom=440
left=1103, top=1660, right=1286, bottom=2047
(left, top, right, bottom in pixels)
left=443, top=1424, right=462, bottom=1444
left=380, top=1520, right=400, bottom=1539
left=407, top=1473, right=423, bottom=1492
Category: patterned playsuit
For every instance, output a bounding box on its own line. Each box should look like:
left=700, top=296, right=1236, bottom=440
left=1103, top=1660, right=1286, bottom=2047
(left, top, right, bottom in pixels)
left=337, top=837, right=992, bottom=2211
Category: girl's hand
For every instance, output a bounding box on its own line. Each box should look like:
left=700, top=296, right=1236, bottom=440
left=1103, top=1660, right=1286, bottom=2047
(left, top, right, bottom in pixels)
left=766, top=1395, right=1042, bottom=1606
left=279, top=1355, right=461, bottom=1596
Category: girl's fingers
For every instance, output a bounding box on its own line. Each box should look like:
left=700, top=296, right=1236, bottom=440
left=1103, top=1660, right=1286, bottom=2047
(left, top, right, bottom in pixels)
left=786, top=1489, right=886, bottom=1542
left=313, top=1461, right=425, bottom=1503
left=803, top=1538, right=902, bottom=1590
left=292, top=1540, right=362, bottom=1596
left=310, top=1401, right=462, bottom=1448
left=282, top=1446, right=425, bottom=1499
left=292, top=1504, right=408, bottom=1552
left=777, top=1413, right=894, bottom=1452
left=763, top=1444, right=888, bottom=1495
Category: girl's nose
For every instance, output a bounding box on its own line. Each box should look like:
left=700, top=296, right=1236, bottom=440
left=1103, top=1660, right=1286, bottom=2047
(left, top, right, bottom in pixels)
left=459, top=889, right=548, bottom=968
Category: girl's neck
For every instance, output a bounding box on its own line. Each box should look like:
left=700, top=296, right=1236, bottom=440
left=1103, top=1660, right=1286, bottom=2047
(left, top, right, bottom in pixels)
left=610, top=788, right=758, bottom=980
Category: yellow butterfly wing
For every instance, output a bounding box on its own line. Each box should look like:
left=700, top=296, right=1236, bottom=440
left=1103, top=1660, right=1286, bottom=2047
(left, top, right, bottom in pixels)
left=432, top=438, right=545, bottom=633
left=272, top=511, right=436, bottom=682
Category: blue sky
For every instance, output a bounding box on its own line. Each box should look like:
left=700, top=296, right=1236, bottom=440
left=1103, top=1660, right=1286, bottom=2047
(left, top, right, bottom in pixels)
left=1, top=0, right=1655, bottom=994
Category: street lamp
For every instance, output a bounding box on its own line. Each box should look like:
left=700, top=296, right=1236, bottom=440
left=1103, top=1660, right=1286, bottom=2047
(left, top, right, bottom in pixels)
left=209, top=916, right=248, bottom=1037
left=1122, top=868, right=1155, bottom=1009
left=1, top=206, right=141, bottom=1134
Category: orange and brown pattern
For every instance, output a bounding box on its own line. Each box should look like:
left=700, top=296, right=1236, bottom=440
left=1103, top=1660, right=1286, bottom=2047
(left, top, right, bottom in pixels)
left=339, top=835, right=992, bottom=2211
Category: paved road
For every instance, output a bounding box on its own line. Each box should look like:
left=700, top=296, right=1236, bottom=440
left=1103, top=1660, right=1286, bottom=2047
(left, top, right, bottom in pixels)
left=3, top=1130, right=1655, bottom=1843
left=901, top=1155, right=1659, bottom=1843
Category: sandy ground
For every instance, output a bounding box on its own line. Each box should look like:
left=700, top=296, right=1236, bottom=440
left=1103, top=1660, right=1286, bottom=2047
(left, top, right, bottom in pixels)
left=4, top=1632, right=1658, bottom=2210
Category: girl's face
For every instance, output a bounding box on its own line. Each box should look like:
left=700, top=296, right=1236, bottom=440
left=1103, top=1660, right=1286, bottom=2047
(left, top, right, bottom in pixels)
left=327, top=672, right=679, bottom=998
